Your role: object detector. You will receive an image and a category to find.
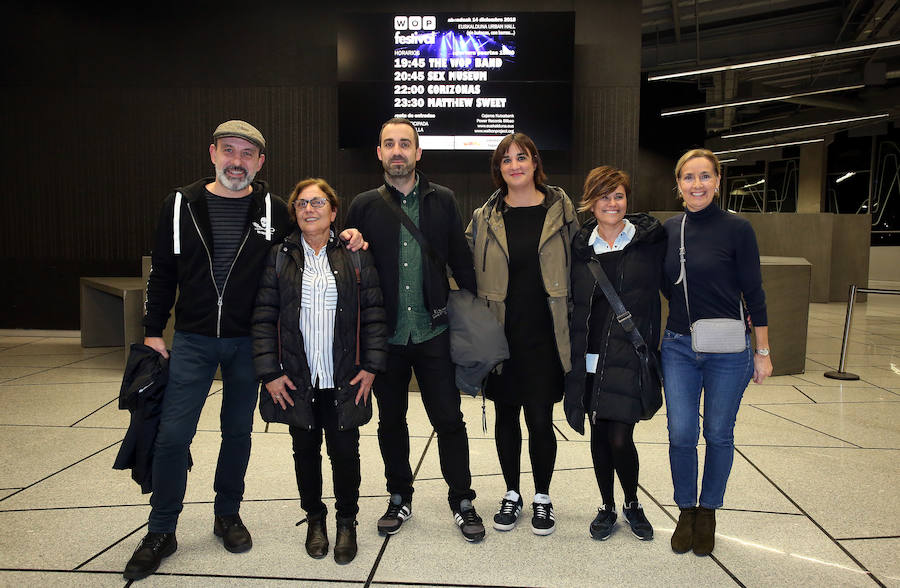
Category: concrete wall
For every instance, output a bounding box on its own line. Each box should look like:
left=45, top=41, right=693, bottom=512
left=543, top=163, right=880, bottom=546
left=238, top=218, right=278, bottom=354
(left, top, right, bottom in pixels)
left=869, top=247, right=900, bottom=283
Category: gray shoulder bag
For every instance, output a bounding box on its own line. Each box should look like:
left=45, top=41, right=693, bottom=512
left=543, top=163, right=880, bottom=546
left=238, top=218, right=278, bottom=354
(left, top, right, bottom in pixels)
left=676, top=214, right=748, bottom=353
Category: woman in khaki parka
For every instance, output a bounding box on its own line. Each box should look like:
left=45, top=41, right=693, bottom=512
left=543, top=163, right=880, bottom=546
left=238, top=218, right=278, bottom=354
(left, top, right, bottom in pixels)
left=466, top=132, right=579, bottom=537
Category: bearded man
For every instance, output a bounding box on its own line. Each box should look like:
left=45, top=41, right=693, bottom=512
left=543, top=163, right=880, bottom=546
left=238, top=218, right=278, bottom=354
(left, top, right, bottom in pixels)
left=125, top=120, right=291, bottom=580
left=344, top=118, right=484, bottom=543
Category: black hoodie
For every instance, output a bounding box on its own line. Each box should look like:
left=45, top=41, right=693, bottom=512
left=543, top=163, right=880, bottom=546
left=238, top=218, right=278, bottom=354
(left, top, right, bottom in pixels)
left=143, top=177, right=290, bottom=339
left=564, top=213, right=666, bottom=433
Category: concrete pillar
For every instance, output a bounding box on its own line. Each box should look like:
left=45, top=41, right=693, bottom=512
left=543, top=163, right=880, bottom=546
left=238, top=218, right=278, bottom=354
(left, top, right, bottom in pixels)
left=798, top=142, right=827, bottom=212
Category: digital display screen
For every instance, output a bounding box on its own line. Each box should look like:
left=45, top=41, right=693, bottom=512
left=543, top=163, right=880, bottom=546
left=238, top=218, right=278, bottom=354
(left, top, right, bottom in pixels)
left=338, top=12, right=574, bottom=150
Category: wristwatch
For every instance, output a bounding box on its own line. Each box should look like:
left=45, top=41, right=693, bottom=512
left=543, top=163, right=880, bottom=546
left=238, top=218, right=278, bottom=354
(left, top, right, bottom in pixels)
left=756, top=348, right=770, bottom=357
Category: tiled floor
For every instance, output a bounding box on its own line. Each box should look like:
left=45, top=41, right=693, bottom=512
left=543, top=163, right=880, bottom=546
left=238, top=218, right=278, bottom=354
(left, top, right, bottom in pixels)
left=0, top=296, right=898, bottom=587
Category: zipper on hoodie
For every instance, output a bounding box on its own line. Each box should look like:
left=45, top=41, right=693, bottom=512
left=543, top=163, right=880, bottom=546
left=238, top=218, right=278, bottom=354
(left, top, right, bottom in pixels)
left=217, top=230, right=252, bottom=337
left=187, top=201, right=251, bottom=338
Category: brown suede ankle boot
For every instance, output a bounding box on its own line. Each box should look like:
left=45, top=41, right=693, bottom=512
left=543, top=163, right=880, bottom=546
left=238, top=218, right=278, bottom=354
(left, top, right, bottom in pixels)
left=692, top=507, right=716, bottom=556
left=334, top=517, right=358, bottom=565
left=305, top=512, right=329, bottom=559
left=670, top=507, right=696, bottom=554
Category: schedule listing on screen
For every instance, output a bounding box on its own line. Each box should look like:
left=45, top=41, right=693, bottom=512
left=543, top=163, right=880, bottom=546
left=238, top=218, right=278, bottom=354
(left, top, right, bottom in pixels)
left=338, top=12, right=574, bottom=150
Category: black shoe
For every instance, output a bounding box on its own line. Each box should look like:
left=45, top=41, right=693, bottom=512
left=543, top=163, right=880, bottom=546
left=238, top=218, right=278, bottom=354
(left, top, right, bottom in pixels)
left=492, top=491, right=523, bottom=531
left=452, top=499, right=485, bottom=542
left=377, top=494, right=412, bottom=535
left=305, top=511, right=329, bottom=559
left=589, top=505, right=617, bottom=541
left=531, top=499, right=556, bottom=536
left=334, top=517, right=358, bottom=565
left=214, top=513, right=253, bottom=553
left=623, top=501, right=654, bottom=540
left=123, top=532, right=177, bottom=580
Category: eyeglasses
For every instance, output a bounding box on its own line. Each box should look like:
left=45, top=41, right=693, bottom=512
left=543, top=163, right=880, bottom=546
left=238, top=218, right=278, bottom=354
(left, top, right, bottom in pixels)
left=293, top=197, right=329, bottom=209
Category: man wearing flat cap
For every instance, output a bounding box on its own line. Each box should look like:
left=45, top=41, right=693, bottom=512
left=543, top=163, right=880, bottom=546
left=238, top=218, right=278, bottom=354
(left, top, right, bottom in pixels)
left=125, top=120, right=291, bottom=580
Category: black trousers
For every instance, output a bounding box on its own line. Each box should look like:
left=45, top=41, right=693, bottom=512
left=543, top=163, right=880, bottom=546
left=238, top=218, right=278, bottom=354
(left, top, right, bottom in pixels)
left=289, top=387, right=361, bottom=519
left=374, top=331, right=475, bottom=509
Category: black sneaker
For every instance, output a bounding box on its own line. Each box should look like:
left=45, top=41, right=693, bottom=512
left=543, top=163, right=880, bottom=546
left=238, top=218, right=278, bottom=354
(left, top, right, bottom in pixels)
left=452, top=499, right=485, bottom=542
left=589, top=505, right=617, bottom=541
left=531, top=499, right=556, bottom=536
left=377, top=494, right=412, bottom=535
left=214, top=513, right=253, bottom=553
left=493, top=491, right=523, bottom=531
left=123, top=532, right=177, bottom=580
left=623, top=501, right=654, bottom=540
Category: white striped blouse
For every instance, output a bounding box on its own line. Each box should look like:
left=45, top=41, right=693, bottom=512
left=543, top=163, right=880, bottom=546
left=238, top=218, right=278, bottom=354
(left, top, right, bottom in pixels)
left=299, top=237, right=338, bottom=388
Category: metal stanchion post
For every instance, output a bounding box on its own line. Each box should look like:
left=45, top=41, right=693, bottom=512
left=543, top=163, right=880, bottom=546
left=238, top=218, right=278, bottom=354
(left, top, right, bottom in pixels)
left=825, top=284, right=860, bottom=380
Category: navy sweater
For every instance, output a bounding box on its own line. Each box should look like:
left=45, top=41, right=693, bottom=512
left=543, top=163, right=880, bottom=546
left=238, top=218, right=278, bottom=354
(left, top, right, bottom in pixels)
left=663, top=203, right=767, bottom=335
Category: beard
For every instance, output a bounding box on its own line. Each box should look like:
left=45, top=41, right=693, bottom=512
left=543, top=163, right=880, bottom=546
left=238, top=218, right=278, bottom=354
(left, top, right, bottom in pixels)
left=216, top=164, right=256, bottom=192
left=382, top=156, right=416, bottom=179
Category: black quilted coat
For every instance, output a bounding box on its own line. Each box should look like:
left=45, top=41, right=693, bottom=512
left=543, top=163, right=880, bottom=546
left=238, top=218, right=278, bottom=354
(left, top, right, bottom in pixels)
left=564, top=213, right=665, bottom=433
left=251, top=230, right=388, bottom=431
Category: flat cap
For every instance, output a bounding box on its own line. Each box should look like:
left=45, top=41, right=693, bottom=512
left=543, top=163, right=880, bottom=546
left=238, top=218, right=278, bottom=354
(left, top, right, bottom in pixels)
left=212, top=120, right=266, bottom=152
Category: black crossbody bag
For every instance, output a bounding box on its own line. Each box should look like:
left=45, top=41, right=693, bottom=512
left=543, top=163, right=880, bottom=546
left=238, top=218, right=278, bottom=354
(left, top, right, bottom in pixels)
left=586, top=258, right=663, bottom=420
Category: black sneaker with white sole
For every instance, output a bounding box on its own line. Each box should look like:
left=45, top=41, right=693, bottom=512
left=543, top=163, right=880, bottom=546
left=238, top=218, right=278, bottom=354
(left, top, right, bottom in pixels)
left=531, top=501, right=556, bottom=535
left=623, top=501, right=654, bottom=540
left=493, top=492, right=524, bottom=531
left=377, top=494, right=412, bottom=535
left=589, top=505, right=617, bottom=541
left=452, top=499, right=485, bottom=542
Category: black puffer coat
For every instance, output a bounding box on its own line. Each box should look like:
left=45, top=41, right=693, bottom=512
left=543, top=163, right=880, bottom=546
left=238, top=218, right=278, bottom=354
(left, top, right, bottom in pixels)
left=251, top=230, right=388, bottom=431
left=564, top=213, right=665, bottom=433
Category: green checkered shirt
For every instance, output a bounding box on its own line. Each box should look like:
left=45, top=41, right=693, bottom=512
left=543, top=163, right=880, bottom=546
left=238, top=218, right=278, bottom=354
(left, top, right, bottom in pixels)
left=388, top=178, right=448, bottom=345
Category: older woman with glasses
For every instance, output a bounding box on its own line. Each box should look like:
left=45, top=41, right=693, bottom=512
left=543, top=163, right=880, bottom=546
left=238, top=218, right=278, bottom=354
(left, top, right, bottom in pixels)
left=252, top=178, right=387, bottom=564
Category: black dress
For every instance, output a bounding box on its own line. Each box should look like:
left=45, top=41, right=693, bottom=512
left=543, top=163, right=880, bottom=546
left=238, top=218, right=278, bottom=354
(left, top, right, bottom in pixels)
left=487, top=204, right=564, bottom=406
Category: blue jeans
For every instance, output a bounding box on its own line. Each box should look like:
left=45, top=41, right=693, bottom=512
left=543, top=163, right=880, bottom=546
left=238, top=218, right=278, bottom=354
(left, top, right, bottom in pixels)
left=661, top=330, right=753, bottom=509
left=148, top=331, right=257, bottom=533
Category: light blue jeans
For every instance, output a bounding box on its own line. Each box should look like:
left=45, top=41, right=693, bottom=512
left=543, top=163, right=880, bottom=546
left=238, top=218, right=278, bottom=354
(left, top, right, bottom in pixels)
left=661, top=330, right=753, bottom=509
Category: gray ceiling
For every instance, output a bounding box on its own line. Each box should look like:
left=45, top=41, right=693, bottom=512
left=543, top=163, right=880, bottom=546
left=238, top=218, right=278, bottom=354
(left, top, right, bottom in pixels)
left=641, top=0, right=899, bottom=155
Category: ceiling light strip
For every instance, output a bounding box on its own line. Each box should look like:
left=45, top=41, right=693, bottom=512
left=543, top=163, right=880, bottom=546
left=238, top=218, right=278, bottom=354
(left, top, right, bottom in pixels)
left=648, top=39, right=900, bottom=81
left=713, top=139, right=825, bottom=155
left=721, top=114, right=890, bottom=138
left=661, top=85, right=863, bottom=117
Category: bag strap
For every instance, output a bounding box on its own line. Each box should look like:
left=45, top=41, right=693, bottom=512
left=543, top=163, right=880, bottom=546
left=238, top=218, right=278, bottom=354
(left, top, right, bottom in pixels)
left=675, top=213, right=743, bottom=323
left=348, top=248, right=362, bottom=366
left=586, top=259, right=649, bottom=354
left=378, top=185, right=446, bottom=269
left=676, top=213, right=693, bottom=323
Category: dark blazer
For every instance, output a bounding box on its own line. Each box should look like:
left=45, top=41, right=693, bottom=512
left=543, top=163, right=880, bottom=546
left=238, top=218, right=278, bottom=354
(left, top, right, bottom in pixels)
left=113, top=343, right=191, bottom=493
left=564, top=213, right=665, bottom=432
left=344, top=172, right=476, bottom=332
left=251, top=230, right=388, bottom=431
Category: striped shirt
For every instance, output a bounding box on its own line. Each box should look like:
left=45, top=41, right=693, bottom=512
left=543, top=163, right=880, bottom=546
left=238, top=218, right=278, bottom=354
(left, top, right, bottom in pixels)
left=299, top=236, right=338, bottom=388
left=205, top=191, right=252, bottom=293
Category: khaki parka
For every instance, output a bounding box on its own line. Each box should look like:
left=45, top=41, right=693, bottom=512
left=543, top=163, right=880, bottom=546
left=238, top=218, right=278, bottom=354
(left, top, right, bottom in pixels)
left=465, top=185, right=579, bottom=373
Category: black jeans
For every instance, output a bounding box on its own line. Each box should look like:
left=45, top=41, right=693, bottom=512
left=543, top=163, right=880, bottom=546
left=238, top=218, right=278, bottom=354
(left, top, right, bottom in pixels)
left=289, top=387, right=361, bottom=519
left=374, top=331, right=475, bottom=510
